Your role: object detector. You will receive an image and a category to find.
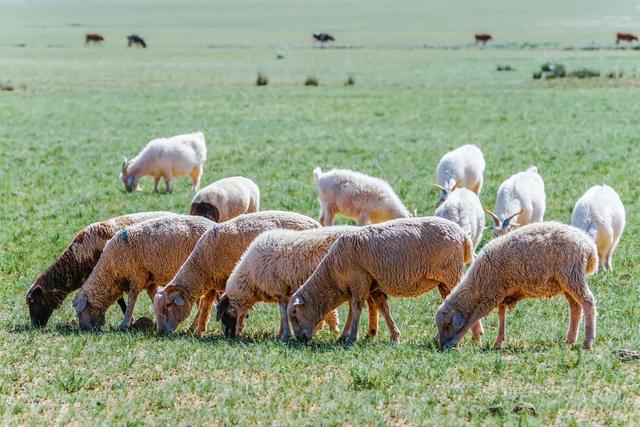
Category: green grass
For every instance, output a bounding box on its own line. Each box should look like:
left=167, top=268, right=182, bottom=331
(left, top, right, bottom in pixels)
left=1, top=0, right=640, bottom=424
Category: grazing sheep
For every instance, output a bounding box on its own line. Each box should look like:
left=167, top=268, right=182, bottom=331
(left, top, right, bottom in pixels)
left=120, top=131, right=206, bottom=193
left=435, top=222, right=599, bottom=350
left=190, top=176, right=260, bottom=222
left=434, top=187, right=485, bottom=251
left=25, top=211, right=171, bottom=327
left=153, top=211, right=321, bottom=336
left=571, top=185, right=625, bottom=271
left=484, top=166, right=545, bottom=237
left=216, top=226, right=357, bottom=340
left=435, top=144, right=485, bottom=206
left=287, top=217, right=477, bottom=344
left=313, top=167, right=410, bottom=226
left=72, top=215, right=214, bottom=331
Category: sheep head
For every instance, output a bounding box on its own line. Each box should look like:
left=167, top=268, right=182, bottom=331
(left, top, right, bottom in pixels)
left=287, top=295, right=322, bottom=342
left=215, top=294, right=250, bottom=338
left=484, top=207, right=523, bottom=237
left=120, top=158, right=140, bottom=192
left=434, top=303, right=467, bottom=349
left=434, top=179, right=461, bottom=207
left=72, top=292, right=105, bottom=331
left=25, top=280, right=56, bottom=327
left=153, top=285, right=192, bottom=334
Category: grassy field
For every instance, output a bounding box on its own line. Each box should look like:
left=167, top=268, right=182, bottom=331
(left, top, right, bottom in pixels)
left=1, top=0, right=640, bottom=425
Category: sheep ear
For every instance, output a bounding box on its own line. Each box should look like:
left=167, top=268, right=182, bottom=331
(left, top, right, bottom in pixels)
left=26, top=285, right=42, bottom=303
left=452, top=311, right=464, bottom=329
left=216, top=295, right=230, bottom=321
left=122, top=157, right=128, bottom=171
left=73, top=295, right=88, bottom=314
left=292, top=296, right=304, bottom=306
left=172, top=294, right=185, bottom=306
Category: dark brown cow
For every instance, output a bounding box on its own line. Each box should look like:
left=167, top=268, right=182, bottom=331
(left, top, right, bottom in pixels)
left=313, top=33, right=335, bottom=43
left=85, top=33, right=104, bottom=45
left=475, top=33, right=493, bottom=45
left=127, top=34, right=147, bottom=48
left=616, top=32, right=638, bottom=44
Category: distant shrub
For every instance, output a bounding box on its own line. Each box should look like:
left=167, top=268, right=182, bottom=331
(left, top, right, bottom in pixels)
left=569, top=68, right=600, bottom=78
left=532, top=71, right=542, bottom=79
left=276, top=53, right=284, bottom=60
left=344, top=75, right=355, bottom=86
left=256, top=73, right=268, bottom=86
left=0, top=81, right=15, bottom=91
left=304, top=76, right=319, bottom=86
left=496, top=65, right=514, bottom=71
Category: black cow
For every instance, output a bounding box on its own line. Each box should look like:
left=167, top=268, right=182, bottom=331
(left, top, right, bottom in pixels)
left=127, top=34, right=147, bottom=48
left=313, top=33, right=335, bottom=43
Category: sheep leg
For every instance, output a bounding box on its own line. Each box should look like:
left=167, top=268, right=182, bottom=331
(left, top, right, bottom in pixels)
left=370, top=292, right=400, bottom=344
left=564, top=280, right=597, bottom=349
left=189, top=296, right=203, bottom=332
left=322, top=205, right=336, bottom=226
left=278, top=298, right=290, bottom=341
left=470, top=321, right=484, bottom=341
left=493, top=304, right=507, bottom=349
left=345, top=297, right=364, bottom=345
left=194, top=289, right=218, bottom=337
left=604, top=245, right=614, bottom=271
left=153, top=177, right=160, bottom=193
left=118, top=290, right=139, bottom=331
left=366, top=296, right=378, bottom=338
left=163, top=174, right=173, bottom=193
left=339, top=304, right=353, bottom=342
left=564, top=292, right=582, bottom=345
left=356, top=213, right=370, bottom=226
left=472, top=177, right=482, bottom=195
left=191, top=166, right=202, bottom=192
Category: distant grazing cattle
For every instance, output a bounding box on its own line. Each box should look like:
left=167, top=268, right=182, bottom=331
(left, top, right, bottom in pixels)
left=85, top=33, right=104, bottom=45
left=313, top=33, right=335, bottom=43
left=127, top=34, right=147, bottom=48
left=616, top=32, right=638, bottom=44
left=475, top=33, right=493, bottom=45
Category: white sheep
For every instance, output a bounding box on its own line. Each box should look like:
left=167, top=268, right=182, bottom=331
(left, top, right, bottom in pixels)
left=571, top=185, right=625, bottom=271
left=434, top=187, right=485, bottom=251
left=435, top=144, right=485, bottom=206
left=435, top=222, right=599, bottom=350
left=313, top=167, right=410, bottom=226
left=484, top=166, right=545, bottom=237
left=120, top=131, right=206, bottom=193
left=216, top=226, right=357, bottom=340
left=190, top=176, right=260, bottom=222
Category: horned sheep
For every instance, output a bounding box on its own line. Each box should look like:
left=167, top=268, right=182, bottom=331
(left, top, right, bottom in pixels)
left=25, top=211, right=171, bottom=327
left=190, top=176, right=260, bottom=222
left=288, top=217, right=478, bottom=345
left=216, top=226, right=365, bottom=340
left=571, top=185, right=625, bottom=271
left=434, top=186, right=485, bottom=251
left=313, top=167, right=410, bottom=226
left=72, top=214, right=214, bottom=331
left=120, top=131, right=206, bottom=193
left=435, top=222, right=599, bottom=350
left=153, top=211, right=321, bottom=336
left=484, top=166, right=546, bottom=237
left=434, top=144, right=485, bottom=206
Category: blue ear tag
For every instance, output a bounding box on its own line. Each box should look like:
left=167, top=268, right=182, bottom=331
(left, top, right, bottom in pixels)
left=120, top=229, right=129, bottom=245
left=502, top=218, right=511, bottom=228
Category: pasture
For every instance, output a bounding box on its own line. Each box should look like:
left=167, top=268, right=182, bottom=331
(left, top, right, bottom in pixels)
left=1, top=0, right=640, bottom=424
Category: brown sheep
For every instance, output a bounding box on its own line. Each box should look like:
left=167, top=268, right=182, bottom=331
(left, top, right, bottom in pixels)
left=288, top=217, right=476, bottom=344
left=25, top=211, right=171, bottom=327
left=153, top=211, right=321, bottom=336
left=72, top=215, right=214, bottom=331
left=435, top=222, right=599, bottom=350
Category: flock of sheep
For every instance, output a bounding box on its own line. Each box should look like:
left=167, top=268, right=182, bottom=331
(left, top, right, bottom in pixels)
left=26, top=132, right=626, bottom=350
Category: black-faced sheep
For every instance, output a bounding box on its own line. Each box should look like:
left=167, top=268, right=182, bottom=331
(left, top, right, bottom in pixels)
left=153, top=211, right=321, bottom=336
left=72, top=215, right=214, bottom=331
left=190, top=176, right=260, bottom=222
left=25, top=211, right=171, bottom=327
left=435, top=222, right=599, bottom=350
left=288, top=217, right=476, bottom=344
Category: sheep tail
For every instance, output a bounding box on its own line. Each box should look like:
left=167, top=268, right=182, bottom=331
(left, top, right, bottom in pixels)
left=586, top=244, right=598, bottom=275
left=462, top=235, right=473, bottom=265
left=313, top=167, right=323, bottom=183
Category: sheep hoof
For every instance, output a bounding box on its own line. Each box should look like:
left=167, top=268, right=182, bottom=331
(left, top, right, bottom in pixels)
left=584, top=340, right=594, bottom=350
left=117, top=322, right=131, bottom=332
left=390, top=335, right=400, bottom=345
left=366, top=329, right=377, bottom=339
left=493, top=340, right=503, bottom=350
